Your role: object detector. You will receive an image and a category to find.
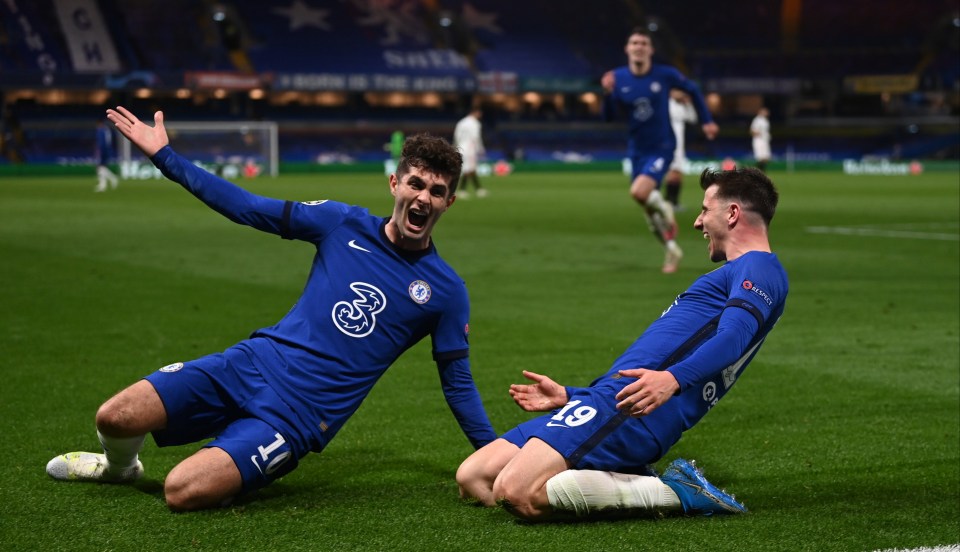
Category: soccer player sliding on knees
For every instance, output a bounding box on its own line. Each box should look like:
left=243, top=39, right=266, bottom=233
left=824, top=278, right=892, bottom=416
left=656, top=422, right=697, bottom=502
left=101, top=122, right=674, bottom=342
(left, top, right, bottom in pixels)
left=457, top=166, right=787, bottom=521
left=46, top=106, right=496, bottom=511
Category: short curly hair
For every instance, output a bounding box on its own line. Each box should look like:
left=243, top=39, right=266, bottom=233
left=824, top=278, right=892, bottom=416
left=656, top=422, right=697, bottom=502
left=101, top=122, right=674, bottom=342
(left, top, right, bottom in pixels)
left=396, top=133, right=463, bottom=194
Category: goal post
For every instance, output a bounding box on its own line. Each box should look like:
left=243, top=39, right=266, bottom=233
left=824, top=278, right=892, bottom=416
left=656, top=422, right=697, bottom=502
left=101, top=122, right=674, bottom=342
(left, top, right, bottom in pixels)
left=119, top=121, right=279, bottom=179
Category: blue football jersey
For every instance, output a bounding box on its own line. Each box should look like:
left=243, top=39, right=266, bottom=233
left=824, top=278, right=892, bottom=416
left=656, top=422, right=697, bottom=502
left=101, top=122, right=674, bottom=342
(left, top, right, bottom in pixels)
left=249, top=199, right=472, bottom=442
left=593, top=251, right=788, bottom=449
left=603, top=63, right=714, bottom=154
left=150, top=146, right=494, bottom=449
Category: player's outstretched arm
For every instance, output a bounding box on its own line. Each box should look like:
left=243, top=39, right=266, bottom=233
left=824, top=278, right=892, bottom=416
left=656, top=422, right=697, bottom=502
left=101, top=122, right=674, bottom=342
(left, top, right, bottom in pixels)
left=509, top=370, right=568, bottom=412
left=106, top=106, right=169, bottom=157
left=107, top=105, right=288, bottom=235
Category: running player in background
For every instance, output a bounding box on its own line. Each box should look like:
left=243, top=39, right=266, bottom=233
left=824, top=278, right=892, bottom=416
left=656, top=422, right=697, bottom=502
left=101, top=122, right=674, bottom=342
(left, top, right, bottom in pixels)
left=93, top=119, right=119, bottom=192
left=601, top=27, right=719, bottom=274
left=47, top=106, right=497, bottom=511
left=458, top=167, right=787, bottom=522
left=453, top=106, right=487, bottom=199
left=664, top=90, right=698, bottom=211
left=751, top=107, right=772, bottom=172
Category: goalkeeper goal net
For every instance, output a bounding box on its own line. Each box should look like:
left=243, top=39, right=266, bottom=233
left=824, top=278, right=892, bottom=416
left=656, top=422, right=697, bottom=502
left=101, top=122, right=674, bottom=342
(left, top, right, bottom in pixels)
left=119, top=121, right=279, bottom=179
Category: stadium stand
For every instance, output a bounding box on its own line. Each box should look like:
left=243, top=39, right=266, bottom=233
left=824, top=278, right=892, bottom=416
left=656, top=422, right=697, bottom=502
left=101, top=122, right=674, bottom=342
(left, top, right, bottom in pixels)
left=1, top=0, right=957, bottom=166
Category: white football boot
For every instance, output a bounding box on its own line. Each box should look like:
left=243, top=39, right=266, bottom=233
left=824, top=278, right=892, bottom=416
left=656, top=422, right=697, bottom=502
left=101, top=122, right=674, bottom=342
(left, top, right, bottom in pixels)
left=662, top=242, right=683, bottom=274
left=46, top=452, right=143, bottom=483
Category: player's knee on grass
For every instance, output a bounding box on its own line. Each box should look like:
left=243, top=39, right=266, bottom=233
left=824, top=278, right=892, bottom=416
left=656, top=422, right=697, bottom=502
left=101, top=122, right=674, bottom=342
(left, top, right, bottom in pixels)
left=456, top=452, right=498, bottom=505
left=454, top=457, right=479, bottom=498
left=163, top=447, right=244, bottom=511
left=492, top=476, right=547, bottom=521
left=164, top=479, right=228, bottom=512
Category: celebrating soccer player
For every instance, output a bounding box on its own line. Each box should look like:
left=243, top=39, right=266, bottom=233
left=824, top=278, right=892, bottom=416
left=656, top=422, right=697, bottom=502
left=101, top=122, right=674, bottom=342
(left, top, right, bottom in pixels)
left=601, top=27, right=719, bottom=274
left=46, top=107, right=497, bottom=511
left=457, top=167, right=787, bottom=521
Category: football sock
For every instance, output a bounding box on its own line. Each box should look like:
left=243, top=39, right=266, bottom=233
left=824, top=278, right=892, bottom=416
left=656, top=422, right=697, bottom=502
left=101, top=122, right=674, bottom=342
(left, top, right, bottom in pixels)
left=644, top=212, right=666, bottom=245
left=665, top=179, right=681, bottom=206
left=645, top=189, right=674, bottom=224
left=647, top=210, right=679, bottom=244
left=97, top=430, right=145, bottom=473
left=546, top=470, right=681, bottom=517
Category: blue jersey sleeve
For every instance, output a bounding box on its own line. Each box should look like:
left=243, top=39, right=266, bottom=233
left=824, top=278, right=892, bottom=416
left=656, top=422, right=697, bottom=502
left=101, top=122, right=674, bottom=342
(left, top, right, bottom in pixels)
left=151, top=146, right=287, bottom=234
left=601, top=91, right=619, bottom=122
left=666, top=306, right=758, bottom=391
left=281, top=200, right=353, bottom=243
left=666, top=252, right=788, bottom=390
left=430, top=274, right=471, bottom=359
left=600, top=67, right=627, bottom=122
left=437, top=357, right=497, bottom=449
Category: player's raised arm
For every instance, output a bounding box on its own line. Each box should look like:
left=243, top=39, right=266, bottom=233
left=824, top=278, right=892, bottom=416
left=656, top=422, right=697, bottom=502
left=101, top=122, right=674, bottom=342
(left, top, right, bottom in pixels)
left=106, top=106, right=169, bottom=157
left=107, top=105, right=287, bottom=235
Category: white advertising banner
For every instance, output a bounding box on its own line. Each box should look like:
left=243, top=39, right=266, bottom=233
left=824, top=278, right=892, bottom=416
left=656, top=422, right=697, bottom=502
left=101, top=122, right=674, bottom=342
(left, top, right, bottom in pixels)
left=52, top=0, right=121, bottom=73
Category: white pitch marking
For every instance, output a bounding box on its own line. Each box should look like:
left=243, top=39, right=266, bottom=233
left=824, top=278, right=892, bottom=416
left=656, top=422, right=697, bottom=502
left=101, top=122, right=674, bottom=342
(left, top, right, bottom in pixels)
left=806, top=225, right=959, bottom=241
left=870, top=545, right=960, bottom=552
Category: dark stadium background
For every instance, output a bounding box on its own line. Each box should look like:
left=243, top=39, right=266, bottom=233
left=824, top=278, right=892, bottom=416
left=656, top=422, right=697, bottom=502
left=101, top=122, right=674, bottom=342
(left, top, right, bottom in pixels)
left=1, top=0, right=957, bottom=169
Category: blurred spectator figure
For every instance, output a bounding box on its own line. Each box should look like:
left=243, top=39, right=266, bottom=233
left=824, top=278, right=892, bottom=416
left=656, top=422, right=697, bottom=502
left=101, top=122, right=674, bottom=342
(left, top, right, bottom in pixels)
left=387, top=129, right=405, bottom=161
left=1, top=104, right=25, bottom=163
left=750, top=107, right=771, bottom=172
left=453, top=106, right=487, bottom=198
left=384, top=129, right=405, bottom=174
left=664, top=90, right=698, bottom=211
left=601, top=27, right=718, bottom=274
left=94, top=119, right=119, bottom=192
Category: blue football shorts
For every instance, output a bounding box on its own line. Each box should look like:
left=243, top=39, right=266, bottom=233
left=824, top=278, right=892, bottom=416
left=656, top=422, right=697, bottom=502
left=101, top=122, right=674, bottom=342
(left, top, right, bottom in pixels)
left=500, top=385, right=662, bottom=476
left=629, top=148, right=674, bottom=186
left=145, top=344, right=311, bottom=492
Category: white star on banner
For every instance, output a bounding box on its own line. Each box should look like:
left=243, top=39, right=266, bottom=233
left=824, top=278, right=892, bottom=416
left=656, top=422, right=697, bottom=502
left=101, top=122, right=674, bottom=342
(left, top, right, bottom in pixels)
left=273, top=0, right=331, bottom=31
left=462, top=3, right=501, bottom=34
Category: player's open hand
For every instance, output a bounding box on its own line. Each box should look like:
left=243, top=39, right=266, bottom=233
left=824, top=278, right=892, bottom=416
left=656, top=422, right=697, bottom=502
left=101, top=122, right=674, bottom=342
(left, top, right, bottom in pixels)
left=600, top=70, right=615, bottom=93
left=509, top=370, right=567, bottom=412
left=614, top=368, right=680, bottom=417
left=106, top=106, right=169, bottom=158
left=702, top=122, right=719, bottom=140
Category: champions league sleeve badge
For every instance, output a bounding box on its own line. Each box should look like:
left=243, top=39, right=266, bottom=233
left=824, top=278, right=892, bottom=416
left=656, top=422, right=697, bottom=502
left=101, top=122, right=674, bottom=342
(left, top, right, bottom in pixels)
left=408, top=280, right=432, bottom=304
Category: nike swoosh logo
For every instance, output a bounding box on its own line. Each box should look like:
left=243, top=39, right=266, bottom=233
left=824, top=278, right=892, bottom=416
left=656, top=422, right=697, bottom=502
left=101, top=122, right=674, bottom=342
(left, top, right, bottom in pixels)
left=348, top=240, right=371, bottom=253
left=545, top=422, right=569, bottom=428
left=250, top=455, right=264, bottom=475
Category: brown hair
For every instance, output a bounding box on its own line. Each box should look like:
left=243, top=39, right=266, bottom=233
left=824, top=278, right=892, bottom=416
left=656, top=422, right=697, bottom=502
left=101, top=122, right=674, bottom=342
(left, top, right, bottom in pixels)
left=699, top=167, right=779, bottom=226
left=396, top=133, right=463, bottom=194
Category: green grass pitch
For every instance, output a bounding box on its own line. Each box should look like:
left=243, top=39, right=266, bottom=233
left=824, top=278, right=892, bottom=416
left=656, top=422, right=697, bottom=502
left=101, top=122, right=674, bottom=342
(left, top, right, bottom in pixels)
left=1, top=167, right=957, bottom=551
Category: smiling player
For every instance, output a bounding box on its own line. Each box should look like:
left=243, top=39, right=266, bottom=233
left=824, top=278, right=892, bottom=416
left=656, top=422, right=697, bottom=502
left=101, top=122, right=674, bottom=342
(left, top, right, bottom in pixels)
left=601, top=27, right=719, bottom=274
left=46, top=107, right=496, bottom=511
left=457, top=167, right=788, bottom=521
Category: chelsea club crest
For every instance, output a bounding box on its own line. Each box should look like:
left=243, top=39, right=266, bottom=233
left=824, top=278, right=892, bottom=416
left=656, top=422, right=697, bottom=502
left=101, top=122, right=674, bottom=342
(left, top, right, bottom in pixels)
left=408, top=280, right=432, bottom=304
